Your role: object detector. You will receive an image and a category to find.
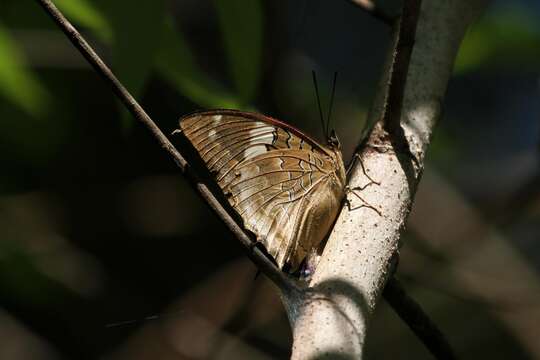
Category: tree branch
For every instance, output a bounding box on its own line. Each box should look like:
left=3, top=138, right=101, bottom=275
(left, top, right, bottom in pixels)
left=382, top=0, right=422, bottom=136
left=289, top=0, right=487, bottom=358
left=34, top=0, right=296, bottom=294
left=383, top=277, right=456, bottom=360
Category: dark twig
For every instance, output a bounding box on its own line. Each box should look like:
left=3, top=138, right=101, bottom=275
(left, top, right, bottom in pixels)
left=349, top=0, right=397, bottom=26
left=34, top=0, right=295, bottom=293
left=349, top=0, right=423, bottom=167
left=382, top=0, right=423, bottom=136
left=378, top=0, right=457, bottom=359
left=384, top=277, right=457, bottom=360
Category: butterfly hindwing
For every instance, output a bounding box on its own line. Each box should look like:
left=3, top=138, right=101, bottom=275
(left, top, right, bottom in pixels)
left=179, top=110, right=346, bottom=270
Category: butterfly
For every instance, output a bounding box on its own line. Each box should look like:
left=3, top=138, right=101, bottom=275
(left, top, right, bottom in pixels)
left=177, top=109, right=347, bottom=272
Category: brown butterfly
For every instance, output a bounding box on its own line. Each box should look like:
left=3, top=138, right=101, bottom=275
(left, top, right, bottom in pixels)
left=177, top=109, right=347, bottom=271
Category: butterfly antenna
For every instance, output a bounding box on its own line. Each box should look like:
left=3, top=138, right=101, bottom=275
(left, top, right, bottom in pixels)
left=312, top=70, right=327, bottom=139
left=326, top=71, right=338, bottom=137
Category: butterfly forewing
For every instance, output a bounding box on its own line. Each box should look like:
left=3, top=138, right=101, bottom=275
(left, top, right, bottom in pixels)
left=179, top=110, right=346, bottom=271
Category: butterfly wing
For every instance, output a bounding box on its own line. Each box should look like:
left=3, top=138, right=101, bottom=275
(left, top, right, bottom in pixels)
left=179, top=110, right=345, bottom=270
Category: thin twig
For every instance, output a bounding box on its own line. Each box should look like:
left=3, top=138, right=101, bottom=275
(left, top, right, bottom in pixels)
left=34, top=0, right=295, bottom=293
left=383, top=277, right=457, bottom=360
left=349, top=0, right=396, bottom=26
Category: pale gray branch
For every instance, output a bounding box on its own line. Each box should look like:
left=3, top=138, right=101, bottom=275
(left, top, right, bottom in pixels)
left=288, top=1, right=487, bottom=359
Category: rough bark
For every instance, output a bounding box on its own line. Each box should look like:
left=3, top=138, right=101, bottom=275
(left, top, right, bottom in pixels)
left=289, top=1, right=487, bottom=358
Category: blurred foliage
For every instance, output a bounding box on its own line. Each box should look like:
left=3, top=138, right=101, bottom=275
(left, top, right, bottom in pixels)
left=3, top=1, right=537, bottom=122
left=213, top=0, right=263, bottom=104
left=55, top=0, right=260, bottom=120
left=0, top=0, right=261, bottom=124
left=0, top=0, right=539, bottom=359
left=101, top=0, right=167, bottom=128
left=0, top=0, right=262, bottom=189
left=155, top=19, right=244, bottom=109
left=55, top=0, right=112, bottom=41
left=0, top=22, right=50, bottom=117
left=455, top=4, right=540, bottom=74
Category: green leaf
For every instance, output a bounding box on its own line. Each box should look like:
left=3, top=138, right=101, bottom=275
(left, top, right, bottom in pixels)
left=213, top=0, right=263, bottom=103
left=55, top=0, right=112, bottom=42
left=98, top=0, right=167, bottom=129
left=0, top=22, right=51, bottom=117
left=156, top=19, right=242, bottom=109
left=54, top=0, right=167, bottom=129
left=89, top=0, right=165, bottom=129
left=455, top=6, right=540, bottom=74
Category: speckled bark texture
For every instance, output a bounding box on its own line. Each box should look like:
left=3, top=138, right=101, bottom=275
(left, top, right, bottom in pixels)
left=289, top=1, right=487, bottom=359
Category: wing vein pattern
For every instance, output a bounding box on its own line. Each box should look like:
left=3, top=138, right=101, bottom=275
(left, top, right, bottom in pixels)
left=179, top=111, right=345, bottom=270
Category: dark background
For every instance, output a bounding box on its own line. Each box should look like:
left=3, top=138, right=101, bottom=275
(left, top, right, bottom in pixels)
left=0, top=0, right=539, bottom=359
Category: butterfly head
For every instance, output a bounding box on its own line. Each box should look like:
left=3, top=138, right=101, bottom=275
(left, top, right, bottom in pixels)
left=327, top=129, right=341, bottom=150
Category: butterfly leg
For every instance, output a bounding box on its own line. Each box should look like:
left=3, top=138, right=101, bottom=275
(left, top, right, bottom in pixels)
left=347, top=153, right=381, bottom=188
left=345, top=186, right=382, bottom=216
left=356, top=153, right=381, bottom=185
